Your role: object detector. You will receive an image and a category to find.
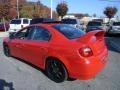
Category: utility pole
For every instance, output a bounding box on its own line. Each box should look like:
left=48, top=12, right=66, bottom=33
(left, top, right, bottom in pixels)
left=17, top=0, right=19, bottom=19
left=3, top=17, right=6, bottom=32
left=50, top=0, right=53, bottom=19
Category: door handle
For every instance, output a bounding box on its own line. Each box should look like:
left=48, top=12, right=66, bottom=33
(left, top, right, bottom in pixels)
left=20, top=44, right=26, bottom=47
left=15, top=44, right=19, bottom=47
left=41, top=48, right=48, bottom=52
left=15, top=43, right=25, bottom=47
left=41, top=48, right=45, bottom=51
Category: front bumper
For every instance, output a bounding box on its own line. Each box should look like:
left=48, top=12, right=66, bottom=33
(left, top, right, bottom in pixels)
left=68, top=48, right=108, bottom=80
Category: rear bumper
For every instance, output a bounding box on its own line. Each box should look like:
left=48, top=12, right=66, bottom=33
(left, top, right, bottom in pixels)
left=68, top=48, right=108, bottom=80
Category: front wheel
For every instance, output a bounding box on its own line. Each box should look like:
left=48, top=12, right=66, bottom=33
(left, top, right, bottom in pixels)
left=46, top=58, right=68, bottom=83
left=3, top=44, right=11, bottom=57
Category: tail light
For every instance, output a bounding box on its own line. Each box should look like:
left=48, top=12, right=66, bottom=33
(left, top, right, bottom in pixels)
left=21, top=25, right=23, bottom=28
left=79, top=47, right=93, bottom=57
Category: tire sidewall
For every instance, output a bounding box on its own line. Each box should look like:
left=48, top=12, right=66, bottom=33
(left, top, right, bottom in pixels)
left=46, top=59, right=68, bottom=83
left=3, top=44, right=11, bottom=57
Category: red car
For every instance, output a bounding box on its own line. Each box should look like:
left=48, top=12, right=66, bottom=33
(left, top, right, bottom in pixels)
left=3, top=24, right=108, bottom=83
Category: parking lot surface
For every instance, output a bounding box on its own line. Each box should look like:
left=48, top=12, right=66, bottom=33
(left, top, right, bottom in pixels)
left=0, top=37, right=120, bottom=90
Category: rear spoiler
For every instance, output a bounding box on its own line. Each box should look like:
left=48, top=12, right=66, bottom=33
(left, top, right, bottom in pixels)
left=78, top=30, right=105, bottom=43
left=42, top=21, right=62, bottom=24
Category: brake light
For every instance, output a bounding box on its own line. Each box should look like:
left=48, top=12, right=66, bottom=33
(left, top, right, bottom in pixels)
left=79, top=47, right=93, bottom=57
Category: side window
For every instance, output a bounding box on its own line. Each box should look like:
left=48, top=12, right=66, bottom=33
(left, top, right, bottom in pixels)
left=32, top=26, right=51, bottom=41
left=23, top=19, right=29, bottom=24
left=14, top=27, right=34, bottom=40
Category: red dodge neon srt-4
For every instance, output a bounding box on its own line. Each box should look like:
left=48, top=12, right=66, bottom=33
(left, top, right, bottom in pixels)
left=3, top=23, right=108, bottom=83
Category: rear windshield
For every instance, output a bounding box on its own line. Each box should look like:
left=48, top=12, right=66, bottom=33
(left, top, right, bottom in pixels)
left=113, top=22, right=120, bottom=26
left=62, top=19, right=77, bottom=24
left=11, top=20, right=21, bottom=24
left=87, top=22, right=102, bottom=26
left=53, top=24, right=85, bottom=39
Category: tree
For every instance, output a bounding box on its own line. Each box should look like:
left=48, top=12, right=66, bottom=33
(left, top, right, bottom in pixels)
left=0, top=0, right=26, bottom=20
left=7, top=8, right=17, bottom=20
left=0, top=0, right=58, bottom=20
left=10, top=0, right=26, bottom=18
left=56, top=1, right=68, bottom=18
left=0, top=0, right=10, bottom=19
left=104, top=6, right=118, bottom=22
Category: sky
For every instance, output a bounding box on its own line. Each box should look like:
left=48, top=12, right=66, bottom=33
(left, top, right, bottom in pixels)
left=27, top=0, right=120, bottom=17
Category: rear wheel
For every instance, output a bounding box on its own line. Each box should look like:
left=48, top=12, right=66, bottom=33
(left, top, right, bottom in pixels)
left=3, top=44, right=11, bottom=57
left=46, top=58, right=68, bottom=83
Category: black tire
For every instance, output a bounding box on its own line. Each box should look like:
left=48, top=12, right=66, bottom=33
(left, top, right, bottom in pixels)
left=46, top=58, right=68, bottom=83
left=3, top=44, right=11, bottom=57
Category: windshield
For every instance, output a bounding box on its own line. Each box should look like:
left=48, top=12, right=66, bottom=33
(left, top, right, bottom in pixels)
left=113, top=22, right=120, bottom=26
left=87, top=22, right=102, bottom=26
left=53, top=24, right=85, bottom=39
left=11, top=20, right=21, bottom=24
left=62, top=19, right=77, bottom=24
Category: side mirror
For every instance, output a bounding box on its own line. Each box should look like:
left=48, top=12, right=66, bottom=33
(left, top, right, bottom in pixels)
left=9, top=33, right=15, bottom=39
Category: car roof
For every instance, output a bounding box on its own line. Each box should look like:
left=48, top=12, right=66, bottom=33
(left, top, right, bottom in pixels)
left=30, top=23, right=60, bottom=27
left=113, top=21, right=120, bottom=23
left=88, top=21, right=102, bottom=23
left=30, top=21, right=62, bottom=25
left=11, top=18, right=31, bottom=20
left=30, top=18, right=56, bottom=24
left=87, top=21, right=102, bottom=24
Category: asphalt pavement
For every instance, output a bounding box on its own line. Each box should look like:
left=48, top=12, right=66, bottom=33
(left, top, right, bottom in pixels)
left=0, top=37, right=120, bottom=90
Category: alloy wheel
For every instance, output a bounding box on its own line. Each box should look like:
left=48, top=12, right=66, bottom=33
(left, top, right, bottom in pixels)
left=46, top=58, right=68, bottom=83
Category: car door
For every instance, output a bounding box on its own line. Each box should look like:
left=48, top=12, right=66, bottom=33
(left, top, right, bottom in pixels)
left=9, top=27, right=33, bottom=58
left=18, top=26, right=51, bottom=67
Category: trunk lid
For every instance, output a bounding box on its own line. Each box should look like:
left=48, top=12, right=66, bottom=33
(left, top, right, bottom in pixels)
left=77, top=30, right=106, bottom=55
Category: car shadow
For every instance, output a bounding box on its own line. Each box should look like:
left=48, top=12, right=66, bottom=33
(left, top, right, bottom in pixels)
left=12, top=56, right=47, bottom=77
left=0, top=79, right=14, bottom=90
left=105, top=36, right=120, bottom=53
left=12, top=56, right=77, bottom=82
